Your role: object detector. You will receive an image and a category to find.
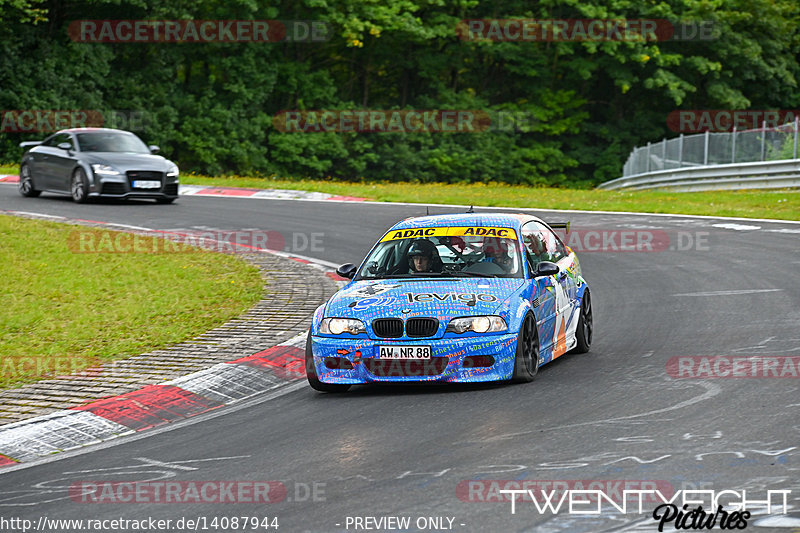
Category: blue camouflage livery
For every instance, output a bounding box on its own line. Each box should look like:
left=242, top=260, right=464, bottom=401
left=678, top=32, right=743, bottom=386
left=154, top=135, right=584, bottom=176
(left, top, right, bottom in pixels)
left=306, top=213, right=592, bottom=391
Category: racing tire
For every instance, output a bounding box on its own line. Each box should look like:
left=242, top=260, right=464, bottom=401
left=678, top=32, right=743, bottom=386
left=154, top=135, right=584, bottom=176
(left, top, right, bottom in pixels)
left=512, top=313, right=539, bottom=383
left=572, top=289, right=593, bottom=354
left=71, top=168, right=89, bottom=203
left=19, top=164, right=41, bottom=197
left=305, top=330, right=351, bottom=393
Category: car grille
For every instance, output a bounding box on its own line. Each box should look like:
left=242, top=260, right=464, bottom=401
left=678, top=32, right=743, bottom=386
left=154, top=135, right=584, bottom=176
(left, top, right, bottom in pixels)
left=101, top=182, right=126, bottom=195
left=406, top=318, right=439, bottom=338
left=372, top=318, right=404, bottom=338
left=364, top=357, right=449, bottom=377
left=164, top=183, right=178, bottom=195
left=127, top=171, right=163, bottom=190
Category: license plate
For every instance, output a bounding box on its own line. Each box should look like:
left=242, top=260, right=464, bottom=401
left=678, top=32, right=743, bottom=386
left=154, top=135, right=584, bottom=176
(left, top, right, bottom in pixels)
left=376, top=345, right=431, bottom=359
left=132, top=180, right=161, bottom=189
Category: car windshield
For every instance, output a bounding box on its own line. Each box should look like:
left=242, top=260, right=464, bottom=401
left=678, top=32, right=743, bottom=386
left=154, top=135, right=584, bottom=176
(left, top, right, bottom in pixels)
left=75, top=132, right=150, bottom=153
left=357, top=226, right=523, bottom=279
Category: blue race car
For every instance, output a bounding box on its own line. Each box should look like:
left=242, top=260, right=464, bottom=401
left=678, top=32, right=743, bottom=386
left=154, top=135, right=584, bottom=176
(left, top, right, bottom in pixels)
left=306, top=213, right=592, bottom=392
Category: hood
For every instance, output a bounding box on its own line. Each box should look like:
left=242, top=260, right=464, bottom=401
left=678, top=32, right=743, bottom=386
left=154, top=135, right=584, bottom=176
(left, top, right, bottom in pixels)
left=83, top=152, right=173, bottom=171
left=325, top=278, right=525, bottom=321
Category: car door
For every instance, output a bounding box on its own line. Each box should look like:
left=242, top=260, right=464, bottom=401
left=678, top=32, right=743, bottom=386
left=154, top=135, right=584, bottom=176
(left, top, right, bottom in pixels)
left=48, top=133, right=77, bottom=191
left=521, top=222, right=559, bottom=361
left=541, top=225, right=579, bottom=356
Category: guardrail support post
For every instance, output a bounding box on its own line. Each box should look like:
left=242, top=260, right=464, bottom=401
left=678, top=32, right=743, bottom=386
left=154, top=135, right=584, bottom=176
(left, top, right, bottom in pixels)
left=703, top=131, right=710, bottom=165
left=678, top=134, right=684, bottom=167
left=646, top=142, right=652, bottom=172
left=661, top=138, right=667, bottom=169
left=794, top=117, right=798, bottom=159
left=761, top=120, right=766, bottom=161
left=731, top=125, right=736, bottom=163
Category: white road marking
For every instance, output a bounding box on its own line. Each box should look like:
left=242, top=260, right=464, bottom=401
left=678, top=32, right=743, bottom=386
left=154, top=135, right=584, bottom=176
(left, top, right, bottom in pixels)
left=673, top=289, right=782, bottom=297
left=711, top=223, right=761, bottom=231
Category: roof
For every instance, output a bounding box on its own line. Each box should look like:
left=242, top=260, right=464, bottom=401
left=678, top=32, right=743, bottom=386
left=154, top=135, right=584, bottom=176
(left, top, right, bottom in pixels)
left=388, top=212, right=541, bottom=232
left=58, top=128, right=135, bottom=134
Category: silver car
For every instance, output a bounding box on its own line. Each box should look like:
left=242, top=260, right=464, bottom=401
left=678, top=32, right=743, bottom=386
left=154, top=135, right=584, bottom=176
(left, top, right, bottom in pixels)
left=19, top=128, right=179, bottom=204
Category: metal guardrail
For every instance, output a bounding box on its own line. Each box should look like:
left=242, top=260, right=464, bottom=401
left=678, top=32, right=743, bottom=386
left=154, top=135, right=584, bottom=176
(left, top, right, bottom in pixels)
left=598, top=159, right=800, bottom=191
left=603, top=117, right=800, bottom=191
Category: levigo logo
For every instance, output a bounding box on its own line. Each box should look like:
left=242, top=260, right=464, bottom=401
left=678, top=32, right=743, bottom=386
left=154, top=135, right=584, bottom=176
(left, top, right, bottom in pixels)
left=405, top=293, right=497, bottom=304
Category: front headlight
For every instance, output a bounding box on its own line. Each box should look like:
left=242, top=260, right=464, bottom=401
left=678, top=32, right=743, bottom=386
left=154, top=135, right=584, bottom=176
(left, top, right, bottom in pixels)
left=446, top=316, right=507, bottom=334
left=166, top=164, right=179, bottom=178
left=320, top=317, right=366, bottom=335
left=92, top=164, right=121, bottom=176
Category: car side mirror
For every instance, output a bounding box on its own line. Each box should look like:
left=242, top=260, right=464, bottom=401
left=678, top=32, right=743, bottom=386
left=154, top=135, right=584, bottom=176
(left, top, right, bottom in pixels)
left=336, top=263, right=357, bottom=279
left=533, top=261, right=559, bottom=277
left=149, top=145, right=160, bottom=154
left=57, top=142, right=73, bottom=152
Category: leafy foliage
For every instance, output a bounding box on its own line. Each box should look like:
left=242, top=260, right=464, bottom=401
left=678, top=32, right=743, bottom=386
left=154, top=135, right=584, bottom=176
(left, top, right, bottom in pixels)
left=1, top=0, right=798, bottom=186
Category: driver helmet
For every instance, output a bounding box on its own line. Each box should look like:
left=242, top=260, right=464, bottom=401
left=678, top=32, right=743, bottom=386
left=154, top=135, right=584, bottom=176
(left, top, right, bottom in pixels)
left=407, top=239, right=442, bottom=272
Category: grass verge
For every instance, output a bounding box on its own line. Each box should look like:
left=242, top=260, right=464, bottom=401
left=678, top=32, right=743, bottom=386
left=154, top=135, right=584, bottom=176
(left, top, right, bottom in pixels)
left=0, top=214, right=265, bottom=388
left=183, top=173, right=800, bottom=221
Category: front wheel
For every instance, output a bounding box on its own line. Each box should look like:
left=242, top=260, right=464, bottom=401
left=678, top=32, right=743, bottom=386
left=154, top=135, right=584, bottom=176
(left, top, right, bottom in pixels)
left=512, top=313, right=539, bottom=383
left=19, top=164, right=41, bottom=197
left=572, top=290, right=593, bottom=354
left=305, top=331, right=351, bottom=393
left=71, top=168, right=89, bottom=203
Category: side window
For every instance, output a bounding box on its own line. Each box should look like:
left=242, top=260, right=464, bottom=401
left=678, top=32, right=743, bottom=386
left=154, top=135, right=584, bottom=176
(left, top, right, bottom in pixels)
left=45, top=133, right=73, bottom=149
left=522, top=221, right=567, bottom=268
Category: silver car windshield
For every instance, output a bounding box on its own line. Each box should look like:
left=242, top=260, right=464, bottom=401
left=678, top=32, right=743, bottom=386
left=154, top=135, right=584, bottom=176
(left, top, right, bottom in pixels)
left=76, top=132, right=150, bottom=154
left=358, top=232, right=523, bottom=279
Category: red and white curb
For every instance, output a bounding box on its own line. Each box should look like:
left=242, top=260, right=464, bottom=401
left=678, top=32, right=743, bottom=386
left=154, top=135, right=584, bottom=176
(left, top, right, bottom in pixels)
left=0, top=177, right=366, bottom=201
left=0, top=212, right=348, bottom=468
left=178, top=184, right=367, bottom=202
left=0, top=334, right=310, bottom=466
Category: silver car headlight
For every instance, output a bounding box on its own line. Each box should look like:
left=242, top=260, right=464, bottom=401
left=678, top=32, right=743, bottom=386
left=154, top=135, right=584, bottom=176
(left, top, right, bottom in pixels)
left=446, top=316, right=507, bottom=334
left=166, top=164, right=179, bottom=178
left=92, top=164, right=121, bottom=176
left=320, top=317, right=366, bottom=335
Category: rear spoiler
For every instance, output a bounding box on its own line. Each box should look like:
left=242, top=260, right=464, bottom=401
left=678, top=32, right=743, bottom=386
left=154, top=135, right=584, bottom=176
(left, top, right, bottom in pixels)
left=547, top=221, right=570, bottom=233
left=19, top=141, right=42, bottom=149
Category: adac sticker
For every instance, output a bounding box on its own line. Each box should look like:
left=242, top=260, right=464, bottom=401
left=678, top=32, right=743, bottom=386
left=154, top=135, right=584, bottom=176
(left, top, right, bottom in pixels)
left=380, top=226, right=517, bottom=242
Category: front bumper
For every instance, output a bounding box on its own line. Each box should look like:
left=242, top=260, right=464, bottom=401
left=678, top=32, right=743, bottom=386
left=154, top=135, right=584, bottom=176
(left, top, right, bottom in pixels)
left=310, top=333, right=519, bottom=384
left=89, top=174, right=179, bottom=200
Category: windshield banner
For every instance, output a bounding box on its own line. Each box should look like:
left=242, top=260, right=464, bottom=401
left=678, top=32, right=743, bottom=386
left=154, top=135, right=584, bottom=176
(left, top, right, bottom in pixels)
left=380, top=226, right=517, bottom=242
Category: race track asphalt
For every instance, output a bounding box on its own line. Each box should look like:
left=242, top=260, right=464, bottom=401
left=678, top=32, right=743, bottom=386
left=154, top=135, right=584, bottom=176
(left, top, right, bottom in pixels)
left=1, top=185, right=799, bottom=532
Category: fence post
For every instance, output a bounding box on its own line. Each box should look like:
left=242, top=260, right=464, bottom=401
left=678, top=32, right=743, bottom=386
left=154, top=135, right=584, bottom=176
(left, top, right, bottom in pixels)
left=731, top=125, right=736, bottom=163
left=678, top=134, right=684, bottom=167
left=661, top=138, right=667, bottom=169
left=794, top=116, right=798, bottom=159
left=703, top=130, right=710, bottom=165
left=646, top=142, right=652, bottom=172
left=760, top=120, right=766, bottom=161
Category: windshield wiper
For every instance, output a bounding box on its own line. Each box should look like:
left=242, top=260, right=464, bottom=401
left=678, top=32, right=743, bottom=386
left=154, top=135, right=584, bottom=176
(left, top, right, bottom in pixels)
left=442, top=271, right=499, bottom=278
